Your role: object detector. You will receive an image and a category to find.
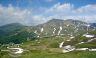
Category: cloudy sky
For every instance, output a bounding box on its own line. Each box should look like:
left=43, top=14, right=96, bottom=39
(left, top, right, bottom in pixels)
left=0, top=0, right=96, bottom=26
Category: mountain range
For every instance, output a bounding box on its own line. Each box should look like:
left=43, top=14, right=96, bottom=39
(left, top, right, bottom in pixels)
left=0, top=19, right=96, bottom=44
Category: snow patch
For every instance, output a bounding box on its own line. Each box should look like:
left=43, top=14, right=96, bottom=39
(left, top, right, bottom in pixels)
left=41, top=28, right=44, bottom=32
left=34, top=30, right=37, bottom=34
left=76, top=48, right=88, bottom=51
left=78, top=42, right=85, bottom=44
left=70, top=36, right=75, bottom=39
left=89, top=49, right=96, bottom=51
left=59, top=42, right=64, bottom=48
left=53, top=28, right=56, bottom=35
left=66, top=24, right=70, bottom=27
left=58, top=26, right=62, bottom=35
left=8, top=48, right=23, bottom=54
left=66, top=39, right=71, bottom=41
left=62, top=45, right=75, bottom=53
left=83, top=34, right=94, bottom=38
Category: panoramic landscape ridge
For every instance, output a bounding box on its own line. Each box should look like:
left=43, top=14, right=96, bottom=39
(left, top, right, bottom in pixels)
left=0, top=0, right=96, bottom=58
left=0, top=18, right=96, bottom=58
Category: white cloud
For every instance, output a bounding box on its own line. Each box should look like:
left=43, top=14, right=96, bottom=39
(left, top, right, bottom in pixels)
left=44, top=3, right=96, bottom=23
left=46, top=3, right=74, bottom=14
left=76, top=4, right=96, bottom=14
left=0, top=4, right=44, bottom=26
left=0, top=3, right=96, bottom=26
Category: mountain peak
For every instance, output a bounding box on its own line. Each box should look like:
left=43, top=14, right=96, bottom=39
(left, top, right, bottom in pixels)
left=49, top=19, right=64, bottom=22
left=0, top=23, right=23, bottom=27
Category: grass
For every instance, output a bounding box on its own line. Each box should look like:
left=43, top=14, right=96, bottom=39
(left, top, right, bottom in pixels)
left=1, top=48, right=96, bottom=58
left=1, top=36, right=96, bottom=58
left=18, top=51, right=96, bottom=58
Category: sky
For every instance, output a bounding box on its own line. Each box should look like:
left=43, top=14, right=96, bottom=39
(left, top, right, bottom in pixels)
left=0, top=0, right=96, bottom=26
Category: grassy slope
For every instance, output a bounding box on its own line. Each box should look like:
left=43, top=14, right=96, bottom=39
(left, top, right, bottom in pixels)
left=1, top=35, right=96, bottom=58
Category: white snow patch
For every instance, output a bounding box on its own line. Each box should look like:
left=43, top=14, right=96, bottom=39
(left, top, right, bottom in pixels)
left=76, top=48, right=96, bottom=51
left=34, top=30, right=37, bottom=34
left=76, top=48, right=88, bottom=51
left=59, top=42, right=64, bottom=48
left=37, top=35, right=40, bottom=38
left=58, top=26, right=62, bottom=35
left=83, top=34, right=94, bottom=38
left=8, top=48, right=23, bottom=54
left=78, top=42, right=85, bottom=44
left=62, top=50, right=70, bottom=53
left=66, top=39, right=71, bottom=41
left=63, top=45, right=72, bottom=49
left=63, top=45, right=75, bottom=53
left=41, top=28, right=44, bottom=32
left=66, top=24, right=70, bottom=27
left=53, top=28, right=56, bottom=35
left=86, top=24, right=90, bottom=27
left=70, top=36, right=75, bottom=39
left=89, top=49, right=96, bottom=51
left=88, top=39, right=94, bottom=42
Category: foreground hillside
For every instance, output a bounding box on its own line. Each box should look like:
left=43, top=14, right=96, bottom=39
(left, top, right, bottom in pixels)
left=1, top=32, right=96, bottom=58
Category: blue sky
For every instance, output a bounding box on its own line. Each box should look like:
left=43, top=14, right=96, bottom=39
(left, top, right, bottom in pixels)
left=0, top=0, right=96, bottom=26
left=0, top=0, right=96, bottom=8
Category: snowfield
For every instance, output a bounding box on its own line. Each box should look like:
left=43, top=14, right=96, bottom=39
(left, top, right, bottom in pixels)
left=8, top=48, right=24, bottom=54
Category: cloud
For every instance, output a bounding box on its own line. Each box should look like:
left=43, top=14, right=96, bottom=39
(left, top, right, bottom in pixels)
left=0, top=3, right=96, bottom=26
left=0, top=4, right=46, bottom=26
left=75, top=4, right=96, bottom=14
left=0, top=4, right=30, bottom=25
left=44, top=3, right=96, bottom=23
left=46, top=3, right=74, bottom=14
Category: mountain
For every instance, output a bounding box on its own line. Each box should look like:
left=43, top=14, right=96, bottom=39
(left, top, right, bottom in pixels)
left=0, top=23, right=37, bottom=44
left=0, top=23, right=25, bottom=35
left=32, top=19, right=95, bottom=37
left=0, top=19, right=96, bottom=44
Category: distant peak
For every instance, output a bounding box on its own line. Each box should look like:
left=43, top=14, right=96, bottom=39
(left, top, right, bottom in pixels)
left=0, top=23, right=23, bottom=27
left=48, top=19, right=64, bottom=22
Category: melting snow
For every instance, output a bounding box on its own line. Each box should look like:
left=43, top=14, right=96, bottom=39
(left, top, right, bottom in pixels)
left=76, top=48, right=96, bottom=51
left=66, top=24, right=70, bottom=27
left=41, top=28, right=44, bottom=32
left=59, top=42, right=64, bottom=48
left=89, top=49, right=96, bottom=51
left=70, top=36, right=75, bottom=39
left=83, top=34, right=94, bottom=38
left=62, top=45, right=75, bottom=53
left=86, top=24, right=90, bottom=27
left=37, top=36, right=40, bottom=38
left=78, top=42, right=85, bottom=44
left=63, top=50, right=70, bottom=53
left=34, top=30, right=37, bottom=33
left=58, top=26, right=62, bottom=35
left=53, top=28, right=56, bottom=35
left=66, top=39, right=71, bottom=41
left=63, top=45, right=72, bottom=49
left=8, top=48, right=23, bottom=54
left=76, top=48, right=88, bottom=51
